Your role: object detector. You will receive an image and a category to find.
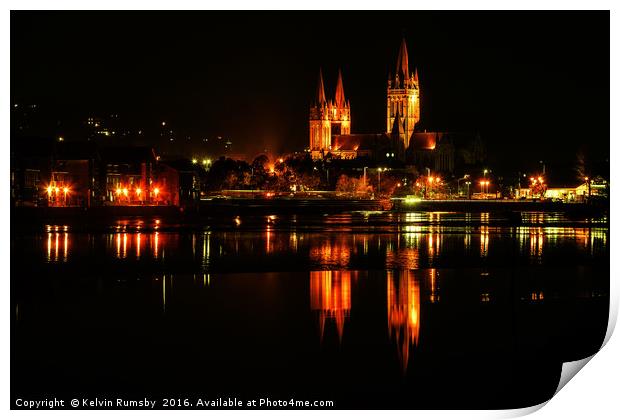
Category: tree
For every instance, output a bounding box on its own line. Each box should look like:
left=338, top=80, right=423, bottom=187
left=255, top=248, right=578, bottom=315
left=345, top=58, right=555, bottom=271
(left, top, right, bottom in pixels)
left=252, top=154, right=269, bottom=170
left=575, top=150, right=588, bottom=181
left=297, top=172, right=320, bottom=191
left=336, top=175, right=356, bottom=193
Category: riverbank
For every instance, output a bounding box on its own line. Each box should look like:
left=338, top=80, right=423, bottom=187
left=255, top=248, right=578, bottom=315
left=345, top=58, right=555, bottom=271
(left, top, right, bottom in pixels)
left=390, top=198, right=606, bottom=214
left=11, top=197, right=608, bottom=229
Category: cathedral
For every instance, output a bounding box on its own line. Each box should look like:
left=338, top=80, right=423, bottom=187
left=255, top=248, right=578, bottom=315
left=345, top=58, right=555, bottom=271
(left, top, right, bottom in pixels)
left=308, top=68, right=351, bottom=160
left=308, top=38, right=485, bottom=175
left=386, top=37, right=421, bottom=154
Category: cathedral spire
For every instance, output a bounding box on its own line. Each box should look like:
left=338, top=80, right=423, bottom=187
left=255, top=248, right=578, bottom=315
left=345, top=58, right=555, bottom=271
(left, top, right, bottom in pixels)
left=316, top=68, right=327, bottom=105
left=334, top=69, right=346, bottom=108
left=395, top=37, right=410, bottom=82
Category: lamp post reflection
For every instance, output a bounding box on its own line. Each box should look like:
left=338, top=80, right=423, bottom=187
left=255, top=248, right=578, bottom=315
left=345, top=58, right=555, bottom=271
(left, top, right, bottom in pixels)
left=480, top=226, right=489, bottom=258
left=46, top=230, right=70, bottom=262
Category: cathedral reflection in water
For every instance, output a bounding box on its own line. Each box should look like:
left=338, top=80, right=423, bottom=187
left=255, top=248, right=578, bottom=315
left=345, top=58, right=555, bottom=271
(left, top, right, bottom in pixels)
left=387, top=270, right=421, bottom=373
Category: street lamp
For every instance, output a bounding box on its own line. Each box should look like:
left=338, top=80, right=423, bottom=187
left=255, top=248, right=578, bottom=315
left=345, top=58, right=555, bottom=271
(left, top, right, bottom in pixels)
left=377, top=168, right=382, bottom=194
left=480, top=180, right=490, bottom=197
left=458, top=174, right=470, bottom=197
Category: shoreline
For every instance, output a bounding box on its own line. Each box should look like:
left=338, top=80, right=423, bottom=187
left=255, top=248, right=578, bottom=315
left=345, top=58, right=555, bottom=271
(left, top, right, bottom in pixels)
left=10, top=198, right=608, bottom=232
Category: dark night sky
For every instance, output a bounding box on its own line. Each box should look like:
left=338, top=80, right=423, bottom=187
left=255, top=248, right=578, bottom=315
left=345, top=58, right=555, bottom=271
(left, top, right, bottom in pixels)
left=11, top=11, right=609, bottom=178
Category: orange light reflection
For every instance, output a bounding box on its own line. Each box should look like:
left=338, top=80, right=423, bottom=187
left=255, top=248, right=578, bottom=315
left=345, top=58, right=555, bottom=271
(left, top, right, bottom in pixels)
left=310, top=271, right=351, bottom=342
left=387, top=271, right=421, bottom=373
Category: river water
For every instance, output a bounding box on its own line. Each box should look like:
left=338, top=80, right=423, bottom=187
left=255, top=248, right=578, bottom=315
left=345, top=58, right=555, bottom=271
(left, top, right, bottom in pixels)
left=11, top=211, right=609, bottom=409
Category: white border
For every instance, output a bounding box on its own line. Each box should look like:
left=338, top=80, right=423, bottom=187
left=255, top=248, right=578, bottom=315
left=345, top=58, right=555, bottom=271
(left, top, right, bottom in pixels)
left=3, top=2, right=617, bottom=419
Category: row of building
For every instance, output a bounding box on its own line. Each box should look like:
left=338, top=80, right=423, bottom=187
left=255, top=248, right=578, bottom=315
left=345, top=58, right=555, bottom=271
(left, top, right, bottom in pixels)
left=11, top=138, right=205, bottom=208
left=515, top=177, right=609, bottom=202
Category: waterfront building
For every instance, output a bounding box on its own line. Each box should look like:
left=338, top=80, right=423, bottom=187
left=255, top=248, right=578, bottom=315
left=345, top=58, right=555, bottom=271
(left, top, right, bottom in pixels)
left=517, top=177, right=609, bottom=202
left=100, top=146, right=157, bottom=205
left=157, top=159, right=205, bottom=208
left=51, top=142, right=100, bottom=207
left=10, top=136, right=54, bottom=207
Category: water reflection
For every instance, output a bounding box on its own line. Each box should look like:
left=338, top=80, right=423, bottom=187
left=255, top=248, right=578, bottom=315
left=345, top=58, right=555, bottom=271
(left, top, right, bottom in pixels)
left=480, top=226, right=489, bottom=258
left=386, top=247, right=419, bottom=270
left=428, top=268, right=440, bottom=303
left=309, top=240, right=351, bottom=268
left=107, top=232, right=163, bottom=260
left=46, top=232, right=69, bottom=262
left=12, top=264, right=609, bottom=409
left=17, top=215, right=609, bottom=408
left=387, top=271, right=421, bottom=373
left=38, top=224, right=607, bottom=269
left=529, top=228, right=544, bottom=263
left=310, top=271, right=351, bottom=342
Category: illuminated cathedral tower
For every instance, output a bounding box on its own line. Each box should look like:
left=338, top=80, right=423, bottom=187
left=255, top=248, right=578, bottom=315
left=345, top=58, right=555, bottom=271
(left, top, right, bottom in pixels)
left=331, top=69, right=351, bottom=136
left=309, top=69, right=351, bottom=159
left=387, top=38, right=420, bottom=151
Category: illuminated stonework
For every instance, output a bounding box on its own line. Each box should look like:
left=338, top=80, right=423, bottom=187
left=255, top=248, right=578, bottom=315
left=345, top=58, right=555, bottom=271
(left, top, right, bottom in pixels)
left=309, top=69, right=351, bottom=160
left=386, top=38, right=420, bottom=150
left=309, top=38, right=419, bottom=161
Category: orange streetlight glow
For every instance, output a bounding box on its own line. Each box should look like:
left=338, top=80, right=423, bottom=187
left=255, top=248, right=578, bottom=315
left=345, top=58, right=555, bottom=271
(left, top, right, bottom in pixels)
left=136, top=188, right=142, bottom=196
left=153, top=187, right=160, bottom=196
left=122, top=188, right=128, bottom=197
